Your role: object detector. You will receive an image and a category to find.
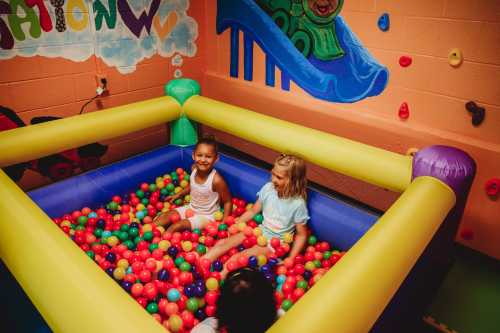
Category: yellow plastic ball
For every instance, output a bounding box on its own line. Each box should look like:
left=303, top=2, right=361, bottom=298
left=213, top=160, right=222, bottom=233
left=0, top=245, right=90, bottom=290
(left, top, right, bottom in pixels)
left=136, top=204, right=145, bottom=211
left=257, top=235, right=268, bottom=247
left=113, top=267, right=126, bottom=280
left=156, top=226, right=165, bottom=234
left=181, top=241, right=193, bottom=252
left=156, top=181, right=165, bottom=189
left=205, top=277, right=219, bottom=291
left=246, top=203, right=253, bottom=211
left=213, top=211, right=223, bottom=221
left=174, top=186, right=182, bottom=194
left=198, top=236, right=206, bottom=244
left=184, top=195, right=191, bottom=203
left=142, top=224, right=153, bottom=232
left=257, top=254, right=267, bottom=266
left=113, top=214, right=121, bottom=221
left=107, top=236, right=119, bottom=247
left=237, top=222, right=246, bottom=231
left=168, top=314, right=183, bottom=332
left=253, top=227, right=262, bottom=237
left=60, top=220, right=71, bottom=228
left=158, top=240, right=171, bottom=250
left=117, top=259, right=129, bottom=269
left=180, top=180, right=189, bottom=188
left=305, top=261, right=316, bottom=271
left=69, top=229, right=75, bottom=236
left=283, top=232, right=294, bottom=244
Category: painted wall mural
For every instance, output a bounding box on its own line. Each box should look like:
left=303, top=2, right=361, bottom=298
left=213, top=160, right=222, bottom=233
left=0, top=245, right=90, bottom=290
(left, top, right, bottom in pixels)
left=217, top=0, right=388, bottom=103
left=0, top=0, right=198, bottom=73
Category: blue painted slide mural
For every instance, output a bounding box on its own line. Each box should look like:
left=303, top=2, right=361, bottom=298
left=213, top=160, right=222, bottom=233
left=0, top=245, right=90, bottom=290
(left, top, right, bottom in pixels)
left=217, top=0, right=388, bottom=103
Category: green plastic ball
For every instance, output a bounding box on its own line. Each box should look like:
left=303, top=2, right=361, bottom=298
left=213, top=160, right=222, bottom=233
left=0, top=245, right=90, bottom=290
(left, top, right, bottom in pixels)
left=129, top=227, right=139, bottom=238
left=77, top=216, right=88, bottom=225
left=160, top=188, right=168, bottom=195
left=179, top=262, right=191, bottom=272
left=196, top=244, right=207, bottom=255
left=143, top=231, right=153, bottom=241
left=120, top=224, right=129, bottom=232
left=141, top=198, right=149, bottom=205
left=174, top=198, right=183, bottom=206
left=253, top=214, right=264, bottom=224
left=118, top=231, right=129, bottom=241
left=175, top=257, right=185, bottom=267
left=149, top=184, right=157, bottom=192
left=186, top=298, right=199, bottom=312
left=308, top=235, right=317, bottom=245
left=86, top=251, right=95, bottom=259
left=136, top=190, right=145, bottom=198
left=323, top=251, right=332, bottom=260
left=218, top=223, right=228, bottom=231
left=166, top=184, right=175, bottom=192
left=281, top=299, right=293, bottom=311
left=296, top=280, right=308, bottom=289
left=149, top=243, right=159, bottom=251
left=146, top=302, right=158, bottom=314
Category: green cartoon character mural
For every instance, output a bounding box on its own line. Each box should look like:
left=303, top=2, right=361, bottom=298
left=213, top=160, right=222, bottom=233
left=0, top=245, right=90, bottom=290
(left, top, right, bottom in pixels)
left=256, top=0, right=344, bottom=60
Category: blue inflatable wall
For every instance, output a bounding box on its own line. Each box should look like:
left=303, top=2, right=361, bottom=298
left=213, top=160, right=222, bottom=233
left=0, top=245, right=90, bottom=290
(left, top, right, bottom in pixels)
left=29, top=145, right=379, bottom=251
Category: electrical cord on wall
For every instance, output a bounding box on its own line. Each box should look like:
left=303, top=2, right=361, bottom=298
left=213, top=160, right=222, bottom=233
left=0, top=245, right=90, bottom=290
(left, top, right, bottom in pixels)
left=79, top=78, right=107, bottom=115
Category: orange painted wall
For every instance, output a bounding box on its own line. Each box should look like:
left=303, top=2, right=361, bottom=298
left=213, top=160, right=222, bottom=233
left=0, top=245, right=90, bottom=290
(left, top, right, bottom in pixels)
left=0, top=1, right=206, bottom=190
left=1, top=1, right=499, bottom=259
left=199, top=1, right=500, bottom=259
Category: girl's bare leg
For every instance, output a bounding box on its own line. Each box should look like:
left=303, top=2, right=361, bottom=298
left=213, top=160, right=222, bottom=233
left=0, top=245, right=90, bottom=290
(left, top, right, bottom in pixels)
left=220, top=245, right=271, bottom=279
left=153, top=210, right=179, bottom=228
left=166, top=219, right=192, bottom=233
left=201, top=233, right=246, bottom=263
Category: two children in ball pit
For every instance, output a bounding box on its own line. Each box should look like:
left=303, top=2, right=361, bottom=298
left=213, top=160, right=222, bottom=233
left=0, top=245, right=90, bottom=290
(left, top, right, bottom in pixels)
left=153, top=136, right=310, bottom=332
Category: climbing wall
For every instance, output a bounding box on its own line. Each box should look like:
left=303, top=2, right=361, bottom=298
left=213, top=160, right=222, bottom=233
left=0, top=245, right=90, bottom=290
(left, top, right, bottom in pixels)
left=202, top=0, right=500, bottom=259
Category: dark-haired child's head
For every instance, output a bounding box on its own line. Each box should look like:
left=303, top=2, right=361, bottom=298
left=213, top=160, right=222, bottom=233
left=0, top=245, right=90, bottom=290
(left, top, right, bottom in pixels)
left=192, top=135, right=219, bottom=173
left=216, top=268, right=277, bottom=333
left=194, top=135, right=218, bottom=155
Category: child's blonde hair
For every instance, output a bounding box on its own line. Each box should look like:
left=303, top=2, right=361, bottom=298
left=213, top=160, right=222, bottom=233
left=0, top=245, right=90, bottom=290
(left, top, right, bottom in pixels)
left=273, top=154, right=307, bottom=200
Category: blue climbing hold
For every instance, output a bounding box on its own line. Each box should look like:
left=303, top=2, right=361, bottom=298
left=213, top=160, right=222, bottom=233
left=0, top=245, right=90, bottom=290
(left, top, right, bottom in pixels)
left=378, top=13, right=390, bottom=32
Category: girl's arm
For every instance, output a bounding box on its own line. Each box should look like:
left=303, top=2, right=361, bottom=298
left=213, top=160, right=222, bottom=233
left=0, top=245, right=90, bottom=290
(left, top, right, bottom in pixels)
left=168, top=183, right=190, bottom=202
left=286, top=223, right=308, bottom=260
left=237, top=200, right=262, bottom=224
left=213, top=174, right=232, bottom=221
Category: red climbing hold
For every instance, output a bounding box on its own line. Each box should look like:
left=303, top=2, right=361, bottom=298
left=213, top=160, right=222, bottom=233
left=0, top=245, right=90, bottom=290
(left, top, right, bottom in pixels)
left=485, top=178, right=500, bottom=197
left=399, top=56, right=412, bottom=67
left=398, top=102, right=410, bottom=119
left=460, top=228, right=474, bottom=241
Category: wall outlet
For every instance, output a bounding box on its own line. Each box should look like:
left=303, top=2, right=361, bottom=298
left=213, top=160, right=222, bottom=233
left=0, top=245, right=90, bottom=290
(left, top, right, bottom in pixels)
left=95, top=73, right=107, bottom=87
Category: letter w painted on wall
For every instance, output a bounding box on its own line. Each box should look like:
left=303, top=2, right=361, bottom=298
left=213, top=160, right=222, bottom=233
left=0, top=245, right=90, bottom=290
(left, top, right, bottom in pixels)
left=118, top=0, right=160, bottom=38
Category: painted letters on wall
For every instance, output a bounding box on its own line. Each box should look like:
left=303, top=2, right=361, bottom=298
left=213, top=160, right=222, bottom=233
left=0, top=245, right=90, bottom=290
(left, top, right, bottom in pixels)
left=0, top=0, right=197, bottom=73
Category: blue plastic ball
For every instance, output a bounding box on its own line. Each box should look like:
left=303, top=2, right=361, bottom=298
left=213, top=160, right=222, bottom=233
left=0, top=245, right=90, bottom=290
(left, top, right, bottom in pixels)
left=96, top=219, right=106, bottom=229
left=121, top=281, right=132, bottom=292
left=88, top=212, right=97, bottom=218
left=194, top=308, right=206, bottom=320
left=105, top=252, right=116, bottom=263
left=212, top=260, right=223, bottom=272
left=303, top=271, right=313, bottom=280
left=184, top=284, right=196, bottom=298
left=167, top=288, right=181, bottom=302
left=268, top=257, right=279, bottom=267
left=194, top=284, right=206, bottom=297
left=276, top=274, right=286, bottom=284
left=157, top=269, right=169, bottom=281
left=248, top=256, right=258, bottom=268
left=168, top=246, right=179, bottom=258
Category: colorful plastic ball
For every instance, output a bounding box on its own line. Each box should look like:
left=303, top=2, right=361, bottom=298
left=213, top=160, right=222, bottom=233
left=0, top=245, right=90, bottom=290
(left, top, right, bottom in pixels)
left=205, top=277, right=219, bottom=291
left=146, top=302, right=159, bottom=314
left=105, top=252, right=117, bottom=263
left=257, top=235, right=268, bottom=247
left=213, top=211, right=223, bottom=221
left=296, top=280, right=308, bottom=289
left=168, top=246, right=179, bottom=258
left=167, top=288, right=181, bottom=302
left=168, top=314, right=183, bottom=332
left=281, top=299, right=293, bottom=311
left=186, top=298, right=199, bottom=312
left=121, top=280, right=133, bottom=292
left=157, top=269, right=170, bottom=281
left=253, top=214, right=264, bottom=224
left=257, top=255, right=267, bottom=266
left=113, top=267, right=126, bottom=280
left=212, top=260, right=223, bottom=272
left=194, top=308, right=207, bottom=321
left=184, top=284, right=196, bottom=298
left=308, top=235, right=317, bottom=245
left=165, top=302, right=179, bottom=316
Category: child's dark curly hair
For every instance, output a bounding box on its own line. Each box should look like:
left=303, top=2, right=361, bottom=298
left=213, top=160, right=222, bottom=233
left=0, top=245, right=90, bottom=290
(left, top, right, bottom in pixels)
left=216, top=268, right=277, bottom=333
left=194, top=134, right=218, bottom=154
